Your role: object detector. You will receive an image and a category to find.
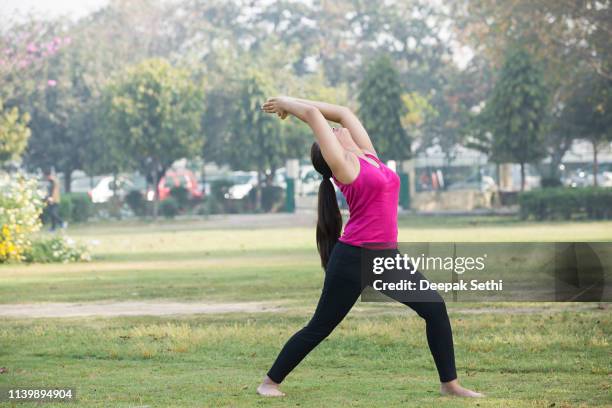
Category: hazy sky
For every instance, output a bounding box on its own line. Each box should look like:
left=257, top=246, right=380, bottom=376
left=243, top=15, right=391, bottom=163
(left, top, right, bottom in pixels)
left=0, top=0, right=109, bottom=21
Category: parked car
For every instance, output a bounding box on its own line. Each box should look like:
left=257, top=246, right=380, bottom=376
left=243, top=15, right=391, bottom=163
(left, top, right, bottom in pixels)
left=224, top=171, right=258, bottom=200
left=299, top=165, right=322, bottom=196
left=88, top=175, right=142, bottom=203
left=157, top=169, right=203, bottom=201
left=447, top=175, right=497, bottom=192
left=562, top=168, right=612, bottom=188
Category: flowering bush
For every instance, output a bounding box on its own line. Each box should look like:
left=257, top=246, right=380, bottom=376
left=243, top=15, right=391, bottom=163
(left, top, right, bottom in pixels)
left=0, top=173, right=44, bottom=262
left=24, top=234, right=91, bottom=263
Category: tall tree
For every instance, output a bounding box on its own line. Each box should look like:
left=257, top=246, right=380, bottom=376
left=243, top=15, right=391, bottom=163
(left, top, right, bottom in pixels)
left=357, top=56, right=411, bottom=162
left=24, top=32, right=98, bottom=191
left=103, top=58, right=204, bottom=217
left=420, top=56, right=495, bottom=188
left=451, top=0, right=611, bottom=80
left=483, top=48, right=550, bottom=191
left=560, top=73, right=612, bottom=186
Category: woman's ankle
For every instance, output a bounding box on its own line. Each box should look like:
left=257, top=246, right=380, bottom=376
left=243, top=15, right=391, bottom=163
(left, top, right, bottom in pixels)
left=262, top=375, right=280, bottom=386
left=440, top=379, right=459, bottom=389
left=440, top=379, right=484, bottom=398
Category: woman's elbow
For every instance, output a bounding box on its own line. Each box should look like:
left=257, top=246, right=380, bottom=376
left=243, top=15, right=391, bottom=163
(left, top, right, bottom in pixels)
left=340, top=106, right=353, bottom=117
left=304, top=105, right=321, bottom=121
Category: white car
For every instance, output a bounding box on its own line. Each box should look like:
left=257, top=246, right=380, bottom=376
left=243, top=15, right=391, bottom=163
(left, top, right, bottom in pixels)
left=224, top=172, right=258, bottom=200
left=299, top=166, right=322, bottom=196
left=89, top=176, right=116, bottom=203
left=88, top=175, right=144, bottom=203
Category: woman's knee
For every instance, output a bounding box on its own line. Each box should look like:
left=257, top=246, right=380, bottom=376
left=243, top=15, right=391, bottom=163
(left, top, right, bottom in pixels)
left=413, top=301, right=449, bottom=322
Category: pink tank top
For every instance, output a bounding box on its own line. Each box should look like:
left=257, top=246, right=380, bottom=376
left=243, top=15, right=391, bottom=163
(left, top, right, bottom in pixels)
left=332, top=153, right=400, bottom=248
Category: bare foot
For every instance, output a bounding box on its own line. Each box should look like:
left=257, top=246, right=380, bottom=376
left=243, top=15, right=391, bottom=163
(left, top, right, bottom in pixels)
left=440, top=379, right=484, bottom=398
left=257, top=376, right=285, bottom=397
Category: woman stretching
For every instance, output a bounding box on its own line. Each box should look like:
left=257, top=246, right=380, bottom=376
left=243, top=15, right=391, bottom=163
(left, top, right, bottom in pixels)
left=258, top=96, right=483, bottom=398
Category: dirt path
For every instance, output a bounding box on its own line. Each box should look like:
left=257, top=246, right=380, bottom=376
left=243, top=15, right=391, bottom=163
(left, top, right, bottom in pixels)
left=0, top=301, right=602, bottom=318
left=0, top=301, right=284, bottom=318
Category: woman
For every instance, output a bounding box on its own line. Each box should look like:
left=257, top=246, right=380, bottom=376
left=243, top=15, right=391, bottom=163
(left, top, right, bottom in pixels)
left=258, top=96, right=483, bottom=398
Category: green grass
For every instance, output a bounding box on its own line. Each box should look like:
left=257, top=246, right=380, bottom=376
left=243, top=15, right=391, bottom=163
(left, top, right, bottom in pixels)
left=1, top=215, right=611, bottom=407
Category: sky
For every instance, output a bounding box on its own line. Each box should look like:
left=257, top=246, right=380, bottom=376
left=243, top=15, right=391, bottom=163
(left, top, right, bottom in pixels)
left=0, top=0, right=109, bottom=21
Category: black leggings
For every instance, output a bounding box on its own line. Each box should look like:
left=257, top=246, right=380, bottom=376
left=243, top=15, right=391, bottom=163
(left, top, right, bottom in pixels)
left=267, top=241, right=457, bottom=383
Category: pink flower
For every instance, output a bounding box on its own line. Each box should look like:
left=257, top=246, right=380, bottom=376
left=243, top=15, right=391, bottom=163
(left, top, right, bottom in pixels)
left=64, top=37, right=72, bottom=45
left=47, top=79, right=57, bottom=87
left=27, top=43, right=38, bottom=53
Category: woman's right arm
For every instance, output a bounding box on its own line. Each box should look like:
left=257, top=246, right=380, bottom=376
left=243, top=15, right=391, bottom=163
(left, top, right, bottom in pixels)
left=262, top=97, right=357, bottom=183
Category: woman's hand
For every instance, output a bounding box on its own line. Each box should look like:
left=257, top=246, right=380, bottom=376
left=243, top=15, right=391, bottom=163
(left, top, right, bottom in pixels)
left=261, top=97, right=290, bottom=120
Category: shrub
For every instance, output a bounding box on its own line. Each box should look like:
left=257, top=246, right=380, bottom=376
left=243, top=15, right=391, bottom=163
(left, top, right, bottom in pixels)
left=246, top=185, right=285, bottom=212
left=160, top=197, right=179, bottom=218
left=69, top=193, right=93, bottom=222
left=170, top=186, right=190, bottom=211
left=261, top=185, right=285, bottom=212
left=519, top=187, right=612, bottom=220
left=125, top=190, right=146, bottom=216
left=24, top=234, right=91, bottom=263
left=201, top=179, right=235, bottom=215
left=540, top=177, right=563, bottom=188
left=0, top=173, right=44, bottom=262
left=58, top=193, right=93, bottom=223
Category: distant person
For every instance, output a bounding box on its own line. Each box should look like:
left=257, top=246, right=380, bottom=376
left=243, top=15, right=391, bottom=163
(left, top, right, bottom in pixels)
left=257, top=97, right=483, bottom=398
left=44, top=170, right=66, bottom=231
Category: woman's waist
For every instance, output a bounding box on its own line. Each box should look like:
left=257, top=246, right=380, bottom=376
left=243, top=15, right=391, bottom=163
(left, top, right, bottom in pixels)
left=343, top=214, right=398, bottom=232
left=340, top=220, right=398, bottom=246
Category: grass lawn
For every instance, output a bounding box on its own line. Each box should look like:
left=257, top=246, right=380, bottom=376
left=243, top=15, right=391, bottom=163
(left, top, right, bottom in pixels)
left=1, top=215, right=611, bottom=407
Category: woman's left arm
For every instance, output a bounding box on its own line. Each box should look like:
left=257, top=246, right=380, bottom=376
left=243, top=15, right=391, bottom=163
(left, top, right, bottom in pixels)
left=289, top=97, right=377, bottom=156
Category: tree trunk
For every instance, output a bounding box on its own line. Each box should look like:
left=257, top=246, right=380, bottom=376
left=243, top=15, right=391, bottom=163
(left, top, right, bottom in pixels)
left=495, top=163, right=501, bottom=189
left=112, top=172, right=120, bottom=220
left=63, top=169, right=72, bottom=193
left=152, top=168, right=164, bottom=220
left=592, top=141, right=599, bottom=187
left=201, top=158, right=206, bottom=198
left=549, top=150, right=561, bottom=180
left=255, top=169, right=263, bottom=212
left=520, top=162, right=526, bottom=192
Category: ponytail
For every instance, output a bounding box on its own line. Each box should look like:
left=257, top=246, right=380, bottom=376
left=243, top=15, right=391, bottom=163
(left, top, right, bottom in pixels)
left=311, top=143, right=342, bottom=268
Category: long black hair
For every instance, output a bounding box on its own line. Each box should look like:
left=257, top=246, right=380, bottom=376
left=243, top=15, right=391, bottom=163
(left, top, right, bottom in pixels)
left=310, top=142, right=342, bottom=268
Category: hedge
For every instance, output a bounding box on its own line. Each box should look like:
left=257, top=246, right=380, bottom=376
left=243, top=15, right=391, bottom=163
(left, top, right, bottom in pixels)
left=58, top=193, right=93, bottom=223
left=519, top=187, right=612, bottom=220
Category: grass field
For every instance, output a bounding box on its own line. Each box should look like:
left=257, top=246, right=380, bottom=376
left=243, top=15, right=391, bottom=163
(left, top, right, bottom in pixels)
left=1, top=215, right=611, bottom=407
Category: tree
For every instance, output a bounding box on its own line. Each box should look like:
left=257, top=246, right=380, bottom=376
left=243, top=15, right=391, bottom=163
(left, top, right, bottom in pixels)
left=0, top=100, right=30, bottom=167
left=227, top=73, right=283, bottom=211
left=452, top=0, right=611, bottom=185
left=282, top=73, right=350, bottom=160
left=24, top=33, right=98, bottom=191
left=451, top=0, right=611, bottom=80
left=483, top=48, right=550, bottom=191
left=560, top=73, right=612, bottom=186
left=0, top=18, right=81, bottom=186
left=103, top=58, right=204, bottom=217
left=357, top=56, right=411, bottom=162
